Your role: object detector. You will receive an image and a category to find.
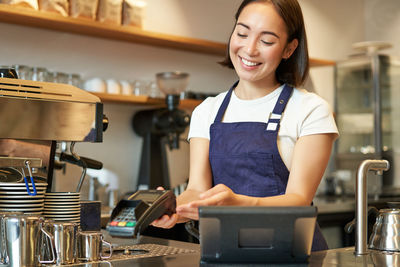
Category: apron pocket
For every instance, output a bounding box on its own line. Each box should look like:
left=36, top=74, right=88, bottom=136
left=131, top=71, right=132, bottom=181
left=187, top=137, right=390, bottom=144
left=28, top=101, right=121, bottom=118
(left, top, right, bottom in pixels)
left=210, top=152, right=279, bottom=197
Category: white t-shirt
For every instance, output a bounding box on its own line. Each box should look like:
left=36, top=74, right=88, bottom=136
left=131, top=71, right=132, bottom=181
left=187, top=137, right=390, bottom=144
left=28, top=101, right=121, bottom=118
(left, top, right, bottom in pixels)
left=188, top=84, right=339, bottom=170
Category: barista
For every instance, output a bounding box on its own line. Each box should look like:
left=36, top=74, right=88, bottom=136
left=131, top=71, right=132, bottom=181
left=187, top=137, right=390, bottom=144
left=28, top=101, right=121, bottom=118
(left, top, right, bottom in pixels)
left=152, top=0, right=339, bottom=251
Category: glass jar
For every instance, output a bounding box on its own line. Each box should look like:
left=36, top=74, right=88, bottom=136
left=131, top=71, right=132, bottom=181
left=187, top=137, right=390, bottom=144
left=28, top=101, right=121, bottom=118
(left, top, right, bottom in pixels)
left=133, top=80, right=148, bottom=96
left=12, top=65, right=33, bottom=80
left=50, top=72, right=69, bottom=84
left=67, top=73, right=82, bottom=88
left=147, top=81, right=162, bottom=98
left=32, top=67, right=50, bottom=82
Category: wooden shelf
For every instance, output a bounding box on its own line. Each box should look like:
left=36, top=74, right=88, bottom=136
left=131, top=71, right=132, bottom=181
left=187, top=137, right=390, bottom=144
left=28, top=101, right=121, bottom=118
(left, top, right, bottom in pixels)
left=0, top=4, right=226, bottom=56
left=0, top=4, right=336, bottom=66
left=308, top=58, right=336, bottom=67
left=91, top=92, right=202, bottom=110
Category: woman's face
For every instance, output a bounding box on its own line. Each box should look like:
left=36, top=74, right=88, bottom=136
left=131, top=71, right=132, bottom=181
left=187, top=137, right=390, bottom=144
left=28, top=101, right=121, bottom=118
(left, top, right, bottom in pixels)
left=229, top=2, right=297, bottom=85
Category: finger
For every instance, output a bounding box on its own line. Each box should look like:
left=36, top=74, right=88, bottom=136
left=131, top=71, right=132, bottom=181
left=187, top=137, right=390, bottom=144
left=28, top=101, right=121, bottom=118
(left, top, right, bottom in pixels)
left=151, top=214, right=177, bottom=229
left=176, top=208, right=199, bottom=220
left=176, top=204, right=198, bottom=213
left=199, top=184, right=227, bottom=199
left=188, top=199, right=214, bottom=207
left=153, top=214, right=172, bottom=225
left=156, top=186, right=165, bottom=190
left=150, top=214, right=170, bottom=227
left=159, top=214, right=178, bottom=229
left=178, top=212, right=199, bottom=220
left=153, top=215, right=175, bottom=228
left=189, top=192, right=225, bottom=207
left=176, top=204, right=195, bottom=213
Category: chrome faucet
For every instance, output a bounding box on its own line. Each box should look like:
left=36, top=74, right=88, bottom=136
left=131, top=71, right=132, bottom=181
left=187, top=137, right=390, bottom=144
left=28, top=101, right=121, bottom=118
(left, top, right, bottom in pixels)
left=355, top=159, right=390, bottom=255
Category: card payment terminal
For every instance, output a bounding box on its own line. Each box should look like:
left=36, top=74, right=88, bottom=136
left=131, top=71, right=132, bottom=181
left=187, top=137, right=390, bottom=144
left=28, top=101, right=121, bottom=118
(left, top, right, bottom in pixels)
left=106, top=190, right=176, bottom=237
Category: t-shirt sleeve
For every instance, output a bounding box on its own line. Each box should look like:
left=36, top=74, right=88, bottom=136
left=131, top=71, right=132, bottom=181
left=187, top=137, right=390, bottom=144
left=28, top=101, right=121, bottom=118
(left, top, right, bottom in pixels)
left=188, top=98, right=212, bottom=140
left=299, top=95, right=339, bottom=138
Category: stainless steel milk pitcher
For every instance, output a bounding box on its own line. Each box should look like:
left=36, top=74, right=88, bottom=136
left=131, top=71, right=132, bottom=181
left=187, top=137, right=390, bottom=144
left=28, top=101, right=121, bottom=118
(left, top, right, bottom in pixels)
left=77, top=231, right=112, bottom=262
left=2, top=214, right=56, bottom=267
left=0, top=212, right=23, bottom=264
left=0, top=213, right=8, bottom=264
left=42, top=221, right=78, bottom=265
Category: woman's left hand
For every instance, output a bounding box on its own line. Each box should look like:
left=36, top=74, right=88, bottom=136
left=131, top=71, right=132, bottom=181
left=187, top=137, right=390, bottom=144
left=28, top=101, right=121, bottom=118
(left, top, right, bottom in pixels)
left=176, top=184, right=248, bottom=219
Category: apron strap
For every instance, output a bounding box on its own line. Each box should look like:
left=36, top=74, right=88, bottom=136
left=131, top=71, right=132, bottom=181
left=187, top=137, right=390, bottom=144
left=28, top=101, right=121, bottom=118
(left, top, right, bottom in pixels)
left=214, top=82, right=293, bottom=127
left=214, top=81, right=238, bottom=123
left=266, top=84, right=293, bottom=132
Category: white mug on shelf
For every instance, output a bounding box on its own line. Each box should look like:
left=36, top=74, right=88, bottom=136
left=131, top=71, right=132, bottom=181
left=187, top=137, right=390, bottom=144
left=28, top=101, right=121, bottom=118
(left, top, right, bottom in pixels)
left=120, top=80, right=133, bottom=95
left=106, top=79, right=122, bottom=94
left=83, top=78, right=107, bottom=93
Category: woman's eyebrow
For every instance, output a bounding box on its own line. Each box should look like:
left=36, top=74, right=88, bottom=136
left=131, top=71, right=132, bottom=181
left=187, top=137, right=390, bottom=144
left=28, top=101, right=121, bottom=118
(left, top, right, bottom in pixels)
left=237, top=22, right=280, bottom=38
left=237, top=22, right=250, bottom=29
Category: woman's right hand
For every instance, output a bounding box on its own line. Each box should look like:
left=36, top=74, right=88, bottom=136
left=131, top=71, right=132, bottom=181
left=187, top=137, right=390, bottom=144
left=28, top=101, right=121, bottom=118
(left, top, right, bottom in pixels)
left=150, top=187, right=203, bottom=228
left=151, top=213, right=179, bottom=229
left=150, top=186, right=179, bottom=229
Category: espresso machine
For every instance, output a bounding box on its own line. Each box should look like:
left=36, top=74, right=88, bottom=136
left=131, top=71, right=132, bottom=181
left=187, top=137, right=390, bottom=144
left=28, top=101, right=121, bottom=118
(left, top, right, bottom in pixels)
left=0, top=70, right=107, bottom=187
left=0, top=69, right=108, bottom=266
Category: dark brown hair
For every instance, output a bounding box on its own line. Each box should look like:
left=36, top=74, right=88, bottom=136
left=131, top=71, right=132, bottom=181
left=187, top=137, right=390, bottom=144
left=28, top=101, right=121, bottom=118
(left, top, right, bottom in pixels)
left=219, top=0, right=309, bottom=87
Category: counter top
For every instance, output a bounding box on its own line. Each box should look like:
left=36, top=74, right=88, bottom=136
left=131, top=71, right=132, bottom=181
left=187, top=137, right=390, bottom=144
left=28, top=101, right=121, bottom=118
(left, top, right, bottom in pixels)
left=55, top=233, right=394, bottom=266
left=0, top=226, right=393, bottom=266
left=309, top=247, right=398, bottom=267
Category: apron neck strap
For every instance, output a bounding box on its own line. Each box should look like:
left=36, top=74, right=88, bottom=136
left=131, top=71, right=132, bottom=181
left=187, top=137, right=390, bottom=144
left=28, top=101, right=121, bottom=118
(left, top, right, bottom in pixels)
left=265, top=84, right=293, bottom=131
left=271, top=84, right=293, bottom=115
left=214, top=81, right=238, bottom=123
left=214, top=82, right=293, bottom=125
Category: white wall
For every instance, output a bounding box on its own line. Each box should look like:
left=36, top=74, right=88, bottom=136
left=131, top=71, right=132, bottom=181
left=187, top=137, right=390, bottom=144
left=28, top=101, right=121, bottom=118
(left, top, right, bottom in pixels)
left=365, top=0, right=400, bottom=56
left=301, top=0, right=400, bottom=106
left=3, top=0, right=397, bottom=196
left=145, top=0, right=241, bottom=43
left=299, top=0, right=365, bottom=106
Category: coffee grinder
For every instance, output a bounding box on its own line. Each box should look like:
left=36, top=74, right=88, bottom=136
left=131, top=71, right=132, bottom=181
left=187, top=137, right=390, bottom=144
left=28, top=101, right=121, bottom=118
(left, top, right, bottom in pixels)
left=132, top=72, right=191, bottom=190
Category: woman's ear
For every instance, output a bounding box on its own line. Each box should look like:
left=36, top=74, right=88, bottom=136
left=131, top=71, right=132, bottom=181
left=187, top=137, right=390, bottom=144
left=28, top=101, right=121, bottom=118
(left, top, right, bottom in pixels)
left=283, top=39, right=299, bottom=59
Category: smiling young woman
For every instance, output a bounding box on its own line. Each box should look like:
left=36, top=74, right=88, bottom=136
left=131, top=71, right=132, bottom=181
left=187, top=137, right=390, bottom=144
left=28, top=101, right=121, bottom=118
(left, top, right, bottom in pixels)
left=152, top=0, right=338, bottom=252
left=229, top=1, right=298, bottom=97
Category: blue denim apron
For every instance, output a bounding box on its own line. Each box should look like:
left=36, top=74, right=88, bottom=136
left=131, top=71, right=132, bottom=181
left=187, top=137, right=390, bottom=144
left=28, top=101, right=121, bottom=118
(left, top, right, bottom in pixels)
left=209, top=82, right=328, bottom=251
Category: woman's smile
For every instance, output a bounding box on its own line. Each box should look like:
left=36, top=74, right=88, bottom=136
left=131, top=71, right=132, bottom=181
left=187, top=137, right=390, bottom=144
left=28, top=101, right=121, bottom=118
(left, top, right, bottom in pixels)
left=239, top=56, right=261, bottom=68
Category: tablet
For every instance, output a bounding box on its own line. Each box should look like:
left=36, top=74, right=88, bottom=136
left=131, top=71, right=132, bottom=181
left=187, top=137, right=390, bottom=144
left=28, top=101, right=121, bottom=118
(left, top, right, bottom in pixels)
left=199, top=206, right=317, bottom=264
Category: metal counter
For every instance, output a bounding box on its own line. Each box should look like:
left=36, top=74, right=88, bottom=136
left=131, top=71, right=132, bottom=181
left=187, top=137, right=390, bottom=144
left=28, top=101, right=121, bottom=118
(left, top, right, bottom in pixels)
left=0, top=229, right=394, bottom=266
left=309, top=247, right=399, bottom=267
left=93, top=195, right=400, bottom=265
left=53, top=234, right=395, bottom=267
left=63, top=233, right=200, bottom=267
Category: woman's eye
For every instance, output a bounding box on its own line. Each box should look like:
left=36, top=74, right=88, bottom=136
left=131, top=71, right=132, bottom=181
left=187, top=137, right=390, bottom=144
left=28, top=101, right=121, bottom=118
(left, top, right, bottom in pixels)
left=261, top=40, right=274, bottom=45
left=237, top=33, right=247, bottom=38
